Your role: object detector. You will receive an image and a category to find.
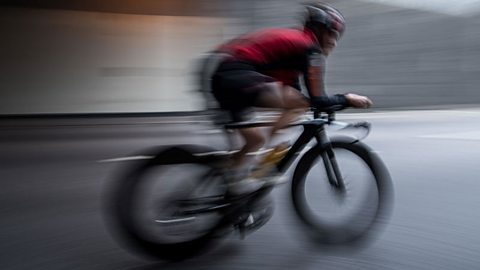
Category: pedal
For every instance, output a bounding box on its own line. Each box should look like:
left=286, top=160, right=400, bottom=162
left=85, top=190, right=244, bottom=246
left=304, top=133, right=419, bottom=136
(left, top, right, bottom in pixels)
left=235, top=213, right=253, bottom=240
left=236, top=207, right=273, bottom=239
left=244, top=214, right=255, bottom=226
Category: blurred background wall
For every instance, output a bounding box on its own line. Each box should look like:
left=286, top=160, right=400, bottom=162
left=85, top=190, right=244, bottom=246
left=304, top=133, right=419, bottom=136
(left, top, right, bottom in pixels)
left=1, top=0, right=480, bottom=114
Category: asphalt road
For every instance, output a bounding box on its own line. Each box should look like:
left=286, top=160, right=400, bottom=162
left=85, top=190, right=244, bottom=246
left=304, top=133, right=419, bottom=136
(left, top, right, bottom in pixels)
left=1, top=108, right=480, bottom=270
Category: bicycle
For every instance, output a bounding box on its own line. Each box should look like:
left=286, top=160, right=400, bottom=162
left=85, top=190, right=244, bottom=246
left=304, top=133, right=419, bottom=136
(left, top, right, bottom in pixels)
left=104, top=106, right=394, bottom=261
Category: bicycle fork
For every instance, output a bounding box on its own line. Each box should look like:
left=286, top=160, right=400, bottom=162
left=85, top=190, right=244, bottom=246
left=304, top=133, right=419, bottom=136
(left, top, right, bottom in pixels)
left=316, top=129, right=346, bottom=192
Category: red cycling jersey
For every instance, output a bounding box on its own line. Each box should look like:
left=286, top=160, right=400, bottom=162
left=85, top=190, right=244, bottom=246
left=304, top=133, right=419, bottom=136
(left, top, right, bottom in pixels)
left=216, top=28, right=319, bottom=87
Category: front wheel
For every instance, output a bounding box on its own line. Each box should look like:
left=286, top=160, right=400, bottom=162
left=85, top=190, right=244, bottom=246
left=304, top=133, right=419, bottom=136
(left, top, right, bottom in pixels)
left=291, top=139, right=393, bottom=245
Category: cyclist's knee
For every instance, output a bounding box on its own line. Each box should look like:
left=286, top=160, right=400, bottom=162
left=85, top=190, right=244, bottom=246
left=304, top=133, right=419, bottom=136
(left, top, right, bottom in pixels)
left=284, top=99, right=309, bottom=110
left=283, top=86, right=309, bottom=110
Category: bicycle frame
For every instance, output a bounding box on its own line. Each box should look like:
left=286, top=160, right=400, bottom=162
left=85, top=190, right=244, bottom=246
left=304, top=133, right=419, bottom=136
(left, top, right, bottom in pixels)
left=166, top=110, right=370, bottom=219
left=172, top=118, right=333, bottom=216
left=224, top=110, right=368, bottom=193
left=276, top=118, right=330, bottom=174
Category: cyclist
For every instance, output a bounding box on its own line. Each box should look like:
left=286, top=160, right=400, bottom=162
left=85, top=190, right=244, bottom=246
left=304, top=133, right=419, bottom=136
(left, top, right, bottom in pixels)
left=209, top=2, right=372, bottom=195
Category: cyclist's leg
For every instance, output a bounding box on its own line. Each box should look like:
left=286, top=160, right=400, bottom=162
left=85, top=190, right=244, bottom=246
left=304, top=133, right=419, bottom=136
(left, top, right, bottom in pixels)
left=211, top=69, right=269, bottom=186
left=227, top=81, right=309, bottom=152
left=211, top=68, right=305, bottom=193
left=239, top=84, right=309, bottom=186
left=254, top=84, right=309, bottom=139
left=231, top=126, right=265, bottom=169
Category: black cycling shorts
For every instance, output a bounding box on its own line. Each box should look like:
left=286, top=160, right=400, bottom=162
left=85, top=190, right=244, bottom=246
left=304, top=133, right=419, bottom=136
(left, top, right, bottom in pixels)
left=211, top=61, right=276, bottom=122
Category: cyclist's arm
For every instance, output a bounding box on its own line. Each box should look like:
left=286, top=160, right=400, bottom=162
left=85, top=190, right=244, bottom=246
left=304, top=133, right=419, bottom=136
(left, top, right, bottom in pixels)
left=303, top=50, right=349, bottom=109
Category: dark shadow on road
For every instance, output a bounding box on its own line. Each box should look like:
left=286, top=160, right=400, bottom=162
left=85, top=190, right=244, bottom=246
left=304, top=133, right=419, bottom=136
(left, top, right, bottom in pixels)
left=124, top=241, right=245, bottom=270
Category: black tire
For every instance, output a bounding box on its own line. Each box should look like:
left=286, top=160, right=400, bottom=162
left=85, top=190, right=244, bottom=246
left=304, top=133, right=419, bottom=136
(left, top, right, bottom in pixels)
left=291, top=138, right=393, bottom=245
left=104, top=145, right=229, bottom=261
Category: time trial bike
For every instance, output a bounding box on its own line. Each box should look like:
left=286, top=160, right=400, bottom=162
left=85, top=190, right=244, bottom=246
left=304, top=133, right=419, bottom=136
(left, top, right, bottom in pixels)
left=105, top=106, right=394, bottom=261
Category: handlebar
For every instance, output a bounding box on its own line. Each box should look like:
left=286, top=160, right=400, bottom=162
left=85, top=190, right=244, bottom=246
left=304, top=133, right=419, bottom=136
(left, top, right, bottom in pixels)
left=313, top=105, right=346, bottom=114
left=312, top=105, right=345, bottom=122
left=222, top=103, right=369, bottom=136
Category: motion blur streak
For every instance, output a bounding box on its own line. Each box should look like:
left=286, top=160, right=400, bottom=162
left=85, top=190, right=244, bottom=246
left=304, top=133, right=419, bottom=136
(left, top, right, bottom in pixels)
left=2, top=0, right=480, bottom=269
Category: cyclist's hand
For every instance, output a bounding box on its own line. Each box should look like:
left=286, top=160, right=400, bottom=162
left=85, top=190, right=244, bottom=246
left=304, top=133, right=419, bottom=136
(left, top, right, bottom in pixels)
left=345, top=93, right=373, bottom=108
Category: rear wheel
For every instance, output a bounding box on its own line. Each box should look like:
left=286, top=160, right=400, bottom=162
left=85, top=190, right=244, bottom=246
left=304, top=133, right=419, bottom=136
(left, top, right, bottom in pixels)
left=106, top=146, right=229, bottom=261
left=291, top=140, right=393, bottom=245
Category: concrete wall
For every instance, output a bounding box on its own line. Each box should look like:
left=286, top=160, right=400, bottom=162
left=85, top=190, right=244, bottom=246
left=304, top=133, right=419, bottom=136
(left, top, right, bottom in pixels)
left=329, top=0, right=480, bottom=108
left=1, top=1, right=480, bottom=114
left=0, top=7, right=244, bottom=114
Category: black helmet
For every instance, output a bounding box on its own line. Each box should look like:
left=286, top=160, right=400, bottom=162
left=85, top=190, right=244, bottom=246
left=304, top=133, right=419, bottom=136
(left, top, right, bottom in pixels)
left=304, top=2, right=346, bottom=38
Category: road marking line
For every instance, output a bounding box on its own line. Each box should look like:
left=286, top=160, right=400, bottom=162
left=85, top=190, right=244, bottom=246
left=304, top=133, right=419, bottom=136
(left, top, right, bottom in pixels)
left=339, top=109, right=480, bottom=120
left=419, top=131, right=480, bottom=140
left=98, top=156, right=153, bottom=163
